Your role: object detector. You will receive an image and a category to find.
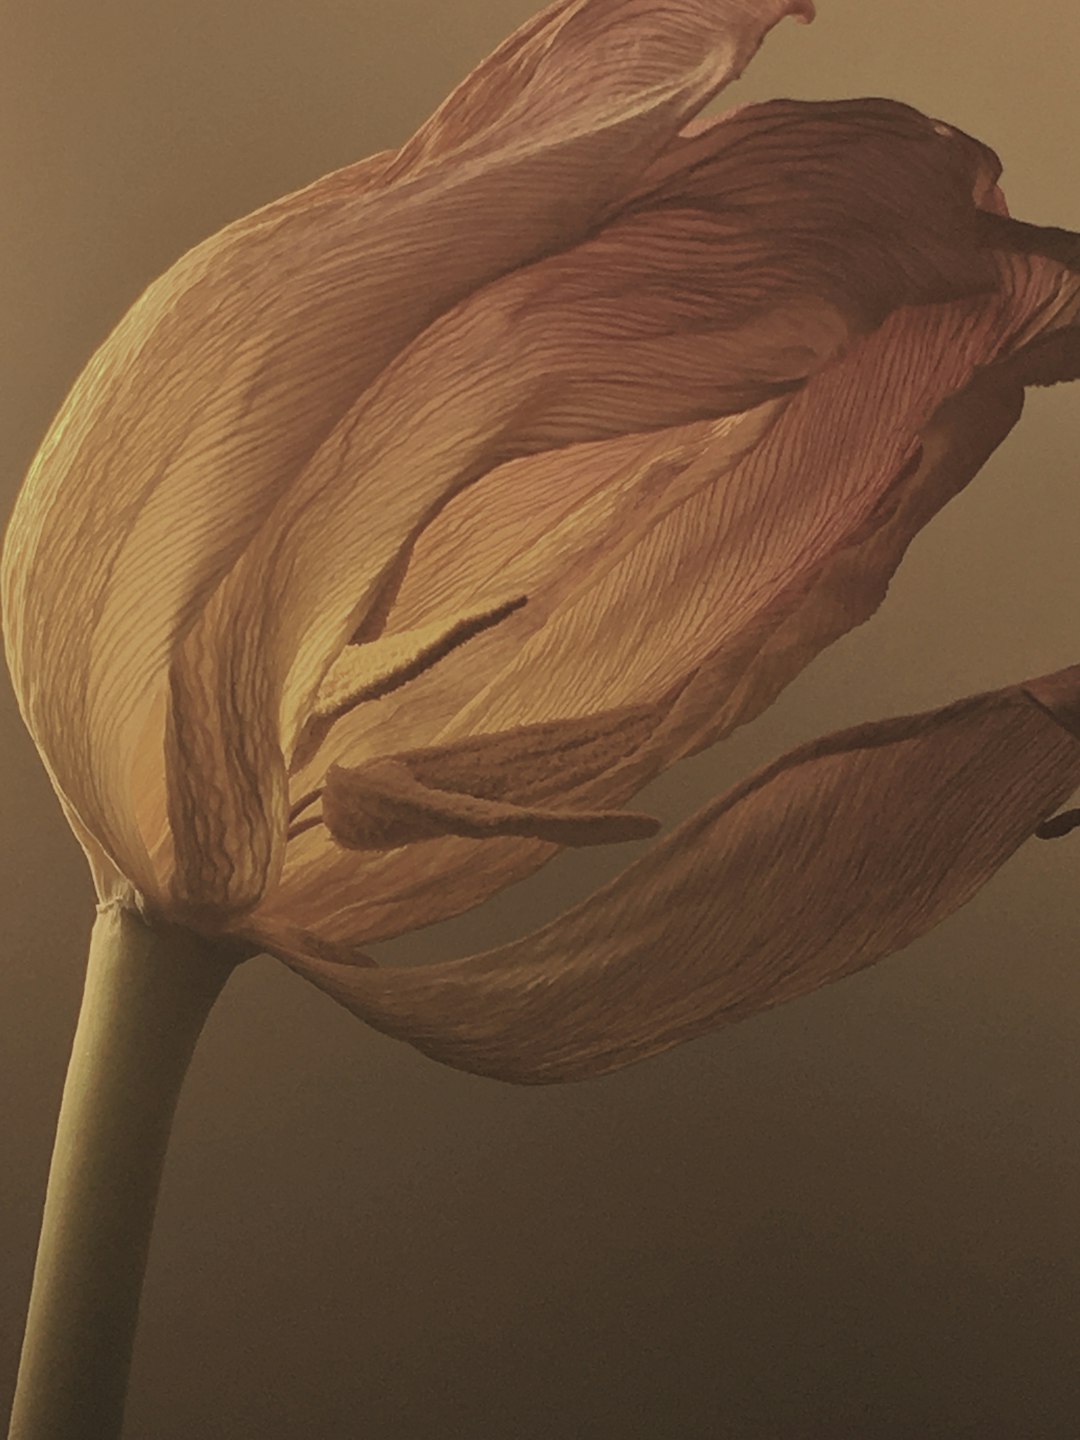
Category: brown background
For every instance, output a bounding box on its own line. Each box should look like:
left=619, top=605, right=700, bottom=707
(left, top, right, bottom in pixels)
left=2, top=2, right=1079, bottom=1435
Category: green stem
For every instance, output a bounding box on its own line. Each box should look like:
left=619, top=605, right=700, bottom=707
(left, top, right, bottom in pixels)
left=8, top=904, right=239, bottom=1440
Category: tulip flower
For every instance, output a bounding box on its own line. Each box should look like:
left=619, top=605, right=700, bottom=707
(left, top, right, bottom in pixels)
left=3, top=0, right=1079, bottom=1432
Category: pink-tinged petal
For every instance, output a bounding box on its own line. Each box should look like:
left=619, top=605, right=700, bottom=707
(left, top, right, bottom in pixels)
left=169, top=94, right=1026, bottom=917
left=622, top=98, right=1008, bottom=310
left=265, top=668, right=1080, bottom=1085
left=443, top=270, right=1055, bottom=747
left=5, top=0, right=810, bottom=913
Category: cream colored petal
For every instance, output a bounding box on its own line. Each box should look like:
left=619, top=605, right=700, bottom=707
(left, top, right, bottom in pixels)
left=263, top=668, right=1080, bottom=1084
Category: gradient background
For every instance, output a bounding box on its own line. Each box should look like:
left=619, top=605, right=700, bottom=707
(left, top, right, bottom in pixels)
left=2, top=2, right=1079, bottom=1435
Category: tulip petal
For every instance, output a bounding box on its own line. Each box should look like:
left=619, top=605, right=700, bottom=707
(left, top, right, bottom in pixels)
left=156, top=0, right=814, bottom=918
left=267, top=668, right=1080, bottom=1084
left=6, top=0, right=810, bottom=911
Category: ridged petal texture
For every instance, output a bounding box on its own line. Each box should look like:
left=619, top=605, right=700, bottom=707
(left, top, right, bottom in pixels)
left=3, top=0, right=1080, bottom=1083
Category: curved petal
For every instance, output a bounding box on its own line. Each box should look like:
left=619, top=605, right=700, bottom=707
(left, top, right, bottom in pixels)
left=267, top=666, right=1080, bottom=1084
left=1, top=143, right=394, bottom=902
left=5, top=0, right=811, bottom=912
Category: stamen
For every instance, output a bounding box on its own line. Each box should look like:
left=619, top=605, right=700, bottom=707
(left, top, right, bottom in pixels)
left=288, top=787, right=322, bottom=823
left=287, top=812, right=324, bottom=842
left=289, top=592, right=527, bottom=775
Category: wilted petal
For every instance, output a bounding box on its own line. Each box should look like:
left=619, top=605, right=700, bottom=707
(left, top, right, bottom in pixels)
left=267, top=668, right=1080, bottom=1084
left=169, top=90, right=1034, bottom=915
left=624, top=98, right=1009, bottom=304
left=5, top=0, right=810, bottom=913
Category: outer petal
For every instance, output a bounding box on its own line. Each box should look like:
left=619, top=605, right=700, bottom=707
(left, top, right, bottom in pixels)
left=1, top=144, right=394, bottom=904
left=267, top=667, right=1080, bottom=1084
left=4, top=0, right=810, bottom=912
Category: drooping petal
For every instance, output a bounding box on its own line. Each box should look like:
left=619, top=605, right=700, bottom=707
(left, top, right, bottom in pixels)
left=265, top=667, right=1080, bottom=1084
left=439, top=259, right=1064, bottom=749
left=4, top=0, right=811, bottom=912
left=622, top=98, right=1009, bottom=287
